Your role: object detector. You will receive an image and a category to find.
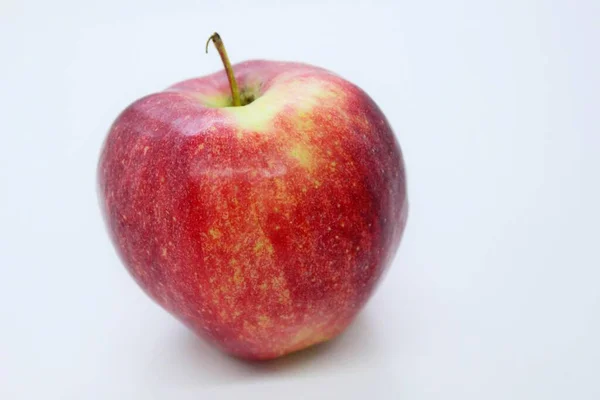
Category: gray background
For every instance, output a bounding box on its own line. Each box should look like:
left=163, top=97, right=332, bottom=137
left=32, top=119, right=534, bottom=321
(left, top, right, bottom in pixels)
left=1, top=0, right=598, bottom=398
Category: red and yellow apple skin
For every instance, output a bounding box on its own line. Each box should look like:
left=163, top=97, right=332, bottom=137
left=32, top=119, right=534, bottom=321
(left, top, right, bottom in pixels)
left=98, top=60, right=408, bottom=360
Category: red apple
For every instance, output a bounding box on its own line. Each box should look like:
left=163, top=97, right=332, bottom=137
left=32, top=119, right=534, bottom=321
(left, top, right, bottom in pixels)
left=98, top=34, right=408, bottom=360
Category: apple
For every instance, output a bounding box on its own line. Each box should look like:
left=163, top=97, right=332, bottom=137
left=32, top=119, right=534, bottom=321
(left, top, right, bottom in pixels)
left=98, top=33, right=408, bottom=360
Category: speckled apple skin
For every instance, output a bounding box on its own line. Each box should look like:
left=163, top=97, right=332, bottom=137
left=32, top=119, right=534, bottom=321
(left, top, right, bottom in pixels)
left=98, top=60, right=408, bottom=360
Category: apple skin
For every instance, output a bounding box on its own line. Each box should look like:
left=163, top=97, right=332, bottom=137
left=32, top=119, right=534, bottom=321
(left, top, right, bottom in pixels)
left=98, top=60, right=408, bottom=360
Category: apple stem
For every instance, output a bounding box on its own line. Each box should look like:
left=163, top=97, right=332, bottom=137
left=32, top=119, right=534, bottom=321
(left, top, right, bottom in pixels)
left=205, top=33, right=241, bottom=107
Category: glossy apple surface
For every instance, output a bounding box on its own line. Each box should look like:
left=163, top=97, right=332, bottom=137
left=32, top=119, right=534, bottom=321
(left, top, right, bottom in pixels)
left=98, top=60, right=408, bottom=360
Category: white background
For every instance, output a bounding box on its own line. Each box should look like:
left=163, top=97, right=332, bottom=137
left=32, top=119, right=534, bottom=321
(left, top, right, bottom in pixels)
left=1, top=0, right=599, bottom=398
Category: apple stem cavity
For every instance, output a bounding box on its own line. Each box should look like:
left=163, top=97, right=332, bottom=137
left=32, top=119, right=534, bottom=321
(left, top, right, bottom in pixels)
left=205, top=33, right=242, bottom=107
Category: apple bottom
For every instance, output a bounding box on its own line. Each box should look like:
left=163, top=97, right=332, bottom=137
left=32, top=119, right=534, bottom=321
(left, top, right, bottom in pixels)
left=178, top=310, right=355, bottom=360
left=147, top=262, right=377, bottom=361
